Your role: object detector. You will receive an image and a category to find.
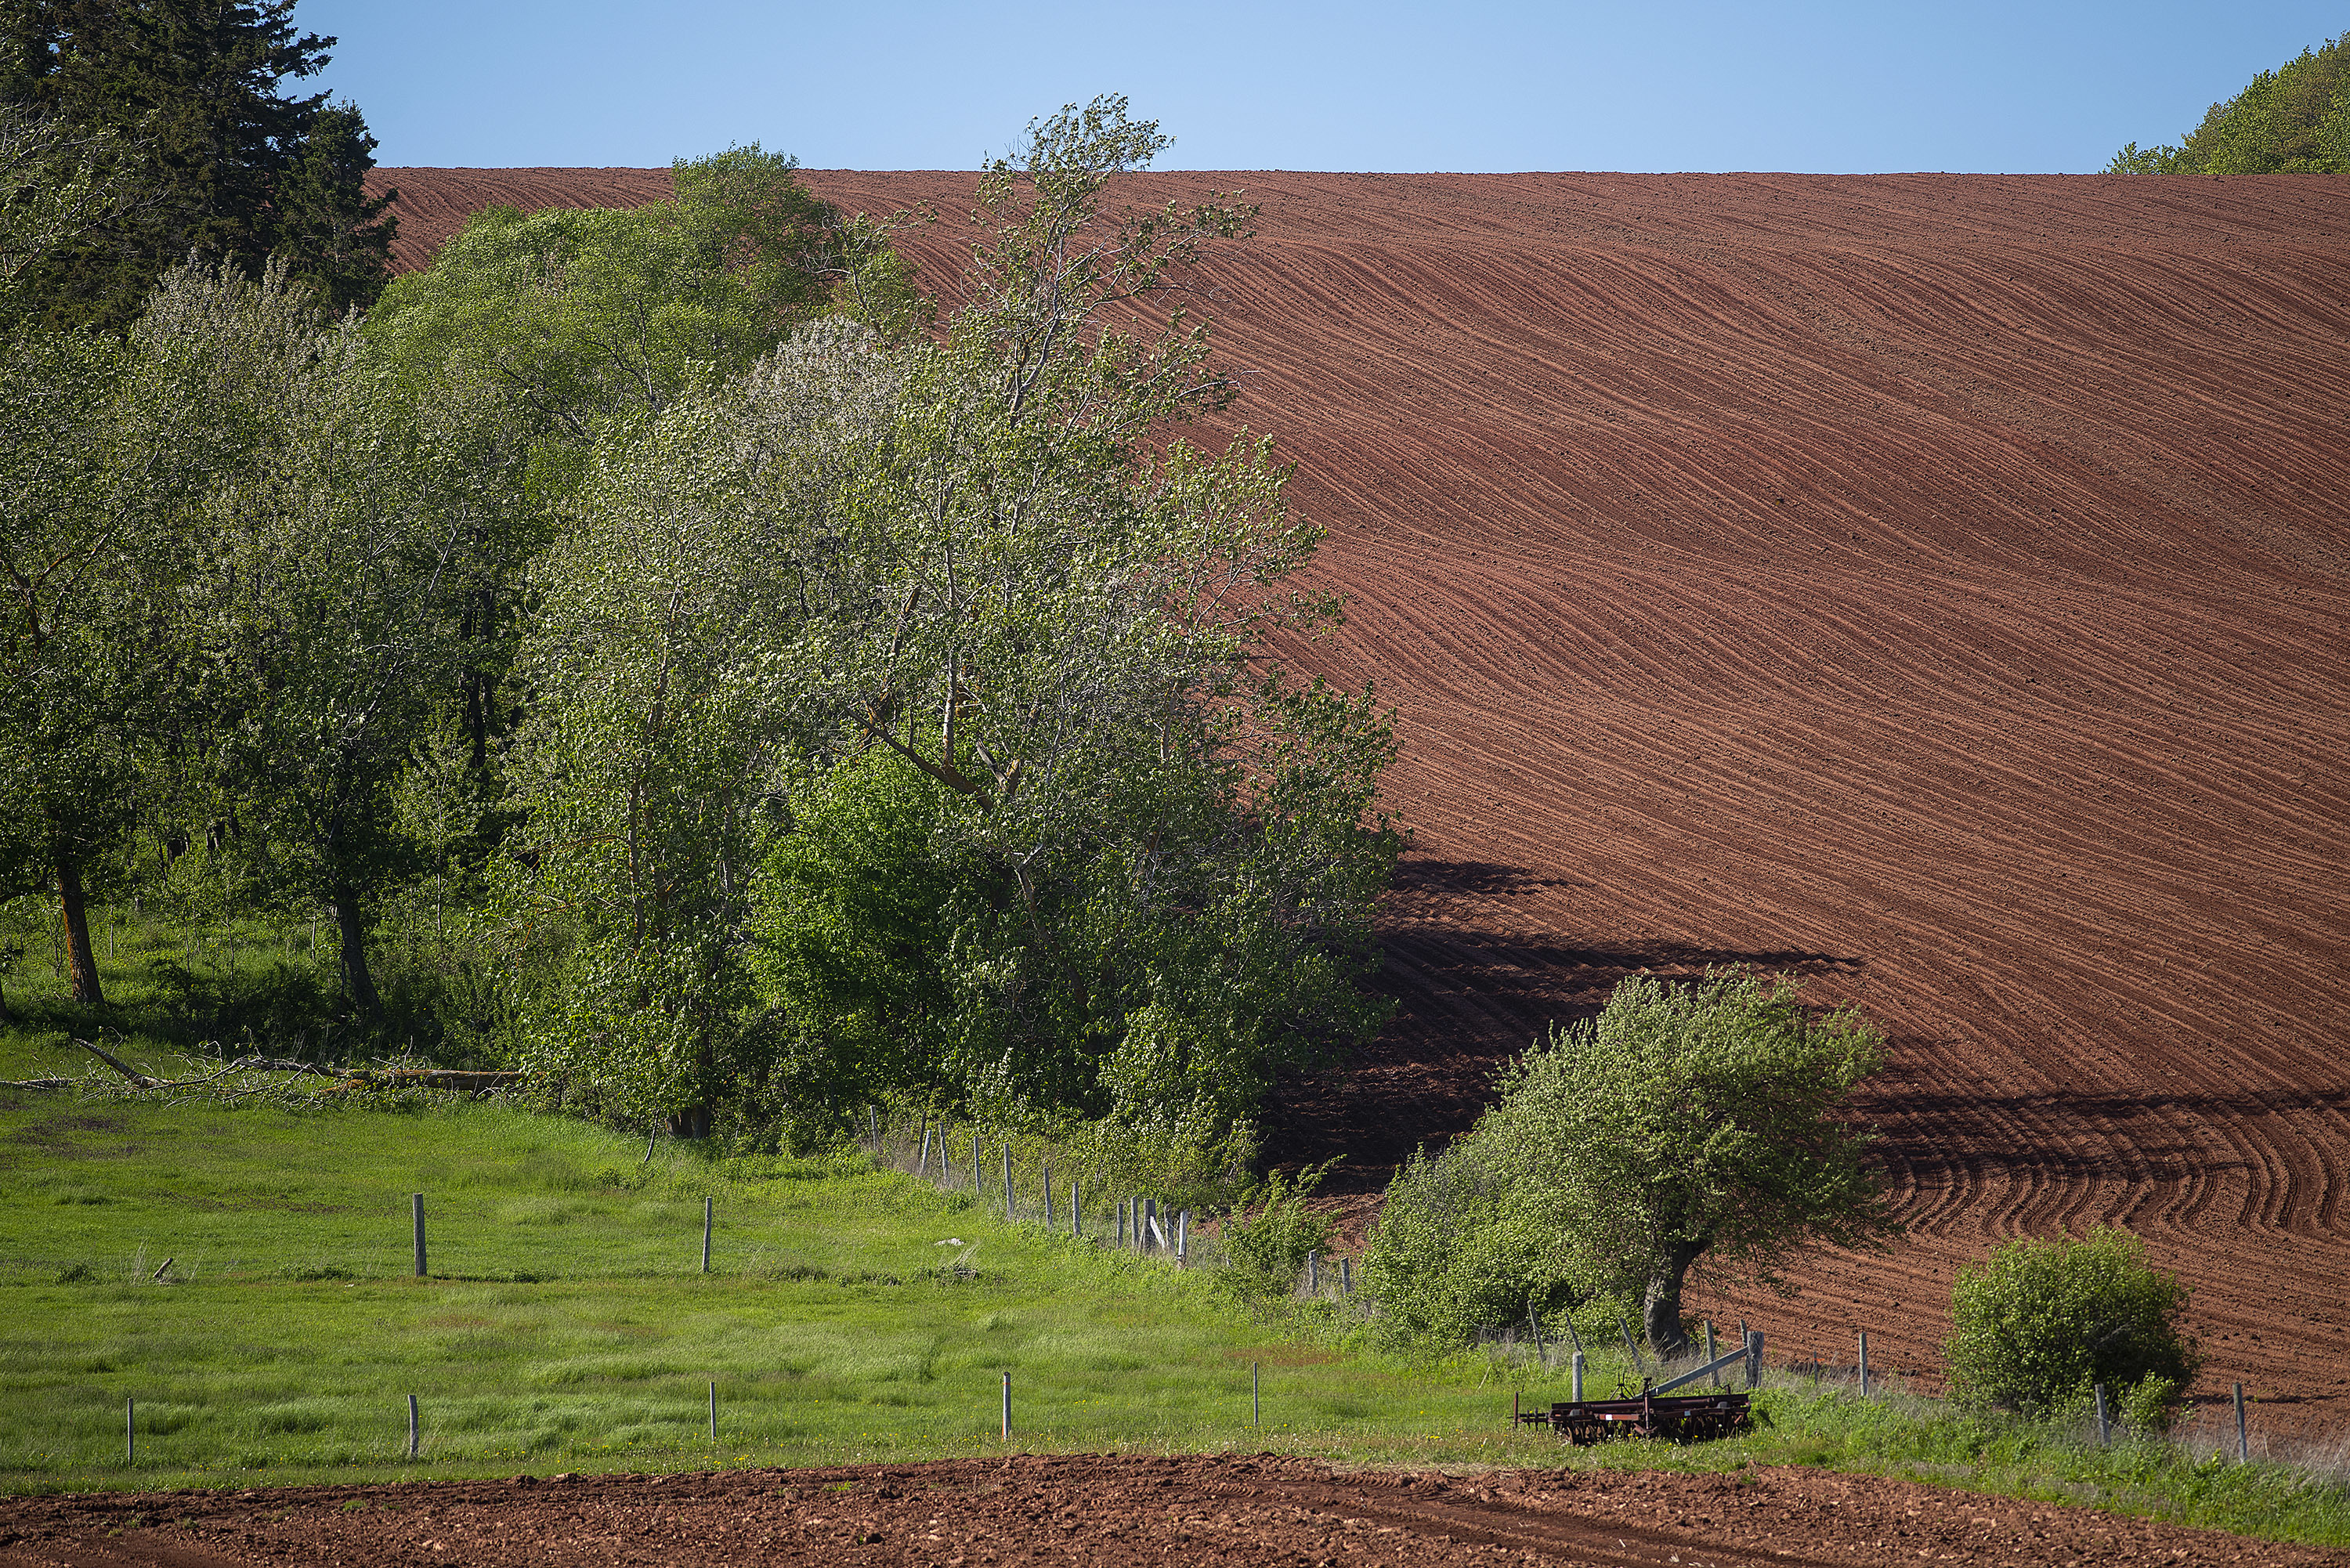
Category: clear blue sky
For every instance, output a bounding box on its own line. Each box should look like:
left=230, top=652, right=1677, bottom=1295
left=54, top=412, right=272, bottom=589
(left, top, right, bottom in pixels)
left=303, top=1, right=2345, bottom=174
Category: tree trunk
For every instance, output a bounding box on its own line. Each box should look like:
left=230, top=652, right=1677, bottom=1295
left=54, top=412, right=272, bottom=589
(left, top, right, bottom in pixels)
left=667, top=1039, right=714, bottom=1138
left=1642, top=1235, right=1710, bottom=1360
left=331, top=887, right=381, bottom=1018
left=55, top=851, right=105, bottom=1007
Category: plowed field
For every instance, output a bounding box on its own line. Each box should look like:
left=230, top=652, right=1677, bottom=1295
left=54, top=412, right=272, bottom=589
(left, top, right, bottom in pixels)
left=8, top=1457, right=2348, bottom=1567
left=371, top=169, right=2350, bottom=1440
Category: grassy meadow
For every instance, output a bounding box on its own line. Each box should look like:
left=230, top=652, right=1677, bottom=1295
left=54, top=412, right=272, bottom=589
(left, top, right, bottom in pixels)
left=4, top=1027, right=2348, bottom=1549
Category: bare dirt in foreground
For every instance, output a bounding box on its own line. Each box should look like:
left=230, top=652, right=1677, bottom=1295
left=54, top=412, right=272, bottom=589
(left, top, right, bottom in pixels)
left=368, top=169, right=2350, bottom=1441
left=6, top=1456, right=2347, bottom=1567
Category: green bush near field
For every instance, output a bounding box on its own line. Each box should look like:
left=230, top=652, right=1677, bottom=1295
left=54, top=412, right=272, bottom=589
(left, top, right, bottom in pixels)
left=1944, top=1227, right=2200, bottom=1430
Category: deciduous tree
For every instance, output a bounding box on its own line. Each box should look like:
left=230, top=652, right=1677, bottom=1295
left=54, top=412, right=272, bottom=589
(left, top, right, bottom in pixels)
left=1440, top=971, right=1897, bottom=1358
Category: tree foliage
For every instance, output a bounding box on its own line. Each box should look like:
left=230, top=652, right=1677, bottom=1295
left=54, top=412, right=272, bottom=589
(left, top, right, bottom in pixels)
left=2110, top=32, right=2350, bottom=174
left=1366, top=971, right=1895, bottom=1356
left=1945, top=1227, right=2200, bottom=1430
left=0, top=0, right=395, bottom=329
left=515, top=99, right=1399, bottom=1136
left=0, top=94, right=1399, bottom=1168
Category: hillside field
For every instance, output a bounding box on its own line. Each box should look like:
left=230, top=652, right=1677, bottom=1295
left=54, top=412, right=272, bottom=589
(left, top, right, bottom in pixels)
left=363, top=167, right=2350, bottom=1436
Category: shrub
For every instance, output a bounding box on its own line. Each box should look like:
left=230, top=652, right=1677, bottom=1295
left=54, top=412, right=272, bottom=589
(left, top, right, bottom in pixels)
left=1218, top=1163, right=1336, bottom=1301
left=1358, top=1138, right=1584, bottom=1346
left=1945, top=1227, right=2200, bottom=1428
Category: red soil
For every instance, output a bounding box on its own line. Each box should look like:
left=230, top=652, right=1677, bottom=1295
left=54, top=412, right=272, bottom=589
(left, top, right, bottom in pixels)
left=369, top=170, right=2350, bottom=1440
left=7, top=1455, right=2348, bottom=1568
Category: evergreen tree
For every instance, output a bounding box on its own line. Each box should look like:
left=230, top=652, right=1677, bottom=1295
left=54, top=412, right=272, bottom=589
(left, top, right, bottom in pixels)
left=0, top=0, right=394, bottom=331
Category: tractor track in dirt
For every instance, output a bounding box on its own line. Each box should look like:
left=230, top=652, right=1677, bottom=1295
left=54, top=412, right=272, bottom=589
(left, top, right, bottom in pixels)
left=9, top=1456, right=2348, bottom=1566
left=368, top=168, right=2350, bottom=1440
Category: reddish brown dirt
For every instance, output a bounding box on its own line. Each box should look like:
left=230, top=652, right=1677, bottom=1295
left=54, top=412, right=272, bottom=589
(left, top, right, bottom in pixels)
left=6, top=1456, right=2347, bottom=1567
left=368, top=170, right=2350, bottom=1440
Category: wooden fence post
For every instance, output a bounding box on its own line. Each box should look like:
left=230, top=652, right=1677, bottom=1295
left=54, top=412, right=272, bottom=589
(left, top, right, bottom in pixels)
left=1000, top=1371, right=1011, bottom=1441
left=1253, top=1361, right=1260, bottom=1428
left=407, top=1394, right=419, bottom=1459
left=412, top=1193, right=426, bottom=1277
left=701, top=1196, right=711, bottom=1274
left=1307, top=1249, right=1319, bottom=1295
left=1003, top=1140, right=1013, bottom=1221
left=1177, top=1209, right=1188, bottom=1266
left=1043, top=1163, right=1054, bottom=1227
left=1705, top=1321, right=1719, bottom=1387
left=917, top=1122, right=931, bottom=1180
left=1071, top=1183, right=1080, bottom=1239
left=2236, top=1383, right=2249, bottom=1461
left=1571, top=1350, right=1585, bottom=1402
left=1857, top=1329, right=1870, bottom=1396
left=2093, top=1383, right=2110, bottom=1445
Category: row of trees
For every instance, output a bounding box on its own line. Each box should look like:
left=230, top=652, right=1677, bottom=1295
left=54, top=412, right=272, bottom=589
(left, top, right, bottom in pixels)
left=2, top=91, right=1403, bottom=1147
left=2110, top=31, right=2350, bottom=174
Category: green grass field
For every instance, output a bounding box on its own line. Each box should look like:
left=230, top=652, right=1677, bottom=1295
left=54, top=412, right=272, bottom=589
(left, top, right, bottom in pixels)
left=0, top=1049, right=1625, bottom=1492
left=4, top=1029, right=2347, bottom=1550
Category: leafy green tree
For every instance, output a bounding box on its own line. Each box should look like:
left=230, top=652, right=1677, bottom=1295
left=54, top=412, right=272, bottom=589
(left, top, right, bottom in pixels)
left=129, top=258, right=497, bottom=1017
left=515, top=99, right=1399, bottom=1137
left=1413, top=971, right=1896, bottom=1358
left=0, top=0, right=394, bottom=331
left=363, top=147, right=837, bottom=453
left=1945, top=1227, right=2200, bottom=1429
left=0, top=321, right=132, bottom=1003
left=357, top=147, right=844, bottom=803
left=508, top=324, right=895, bottom=1130
left=0, top=105, right=140, bottom=313
left=2110, top=32, right=2350, bottom=173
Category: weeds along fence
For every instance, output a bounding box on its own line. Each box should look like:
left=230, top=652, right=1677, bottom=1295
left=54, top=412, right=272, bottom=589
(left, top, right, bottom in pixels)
left=864, top=1109, right=1235, bottom=1273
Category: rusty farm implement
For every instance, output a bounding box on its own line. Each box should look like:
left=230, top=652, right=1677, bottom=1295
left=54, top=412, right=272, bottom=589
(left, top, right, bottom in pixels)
left=1513, top=1332, right=1763, bottom=1446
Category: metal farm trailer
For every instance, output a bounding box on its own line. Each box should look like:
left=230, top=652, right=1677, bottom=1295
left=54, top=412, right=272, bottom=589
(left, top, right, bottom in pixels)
left=1514, top=1386, right=1755, bottom=1444
left=1512, top=1335, right=1762, bottom=1446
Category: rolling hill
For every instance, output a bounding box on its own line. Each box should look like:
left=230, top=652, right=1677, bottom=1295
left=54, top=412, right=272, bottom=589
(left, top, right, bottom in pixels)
left=371, top=166, right=2350, bottom=1436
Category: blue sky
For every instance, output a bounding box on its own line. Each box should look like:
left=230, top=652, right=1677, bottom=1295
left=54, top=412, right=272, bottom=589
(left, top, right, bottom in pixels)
left=303, top=1, right=2344, bottom=173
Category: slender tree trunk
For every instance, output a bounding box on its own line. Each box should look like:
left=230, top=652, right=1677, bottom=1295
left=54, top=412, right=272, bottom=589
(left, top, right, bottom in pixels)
left=1643, top=1235, right=1709, bottom=1359
left=55, top=851, right=105, bottom=1007
left=331, top=884, right=381, bottom=1019
left=666, top=1039, right=714, bottom=1139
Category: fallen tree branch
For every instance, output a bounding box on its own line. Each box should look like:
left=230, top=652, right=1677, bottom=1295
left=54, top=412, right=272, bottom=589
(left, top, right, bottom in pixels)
left=74, top=1038, right=158, bottom=1087
left=319, top=1068, right=526, bottom=1097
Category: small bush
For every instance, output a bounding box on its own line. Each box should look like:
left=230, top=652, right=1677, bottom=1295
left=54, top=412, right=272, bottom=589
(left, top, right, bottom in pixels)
left=2120, top=1373, right=2184, bottom=1436
left=1358, top=1138, right=1582, bottom=1346
left=1945, top=1227, right=2200, bottom=1426
left=1218, top=1163, right=1336, bottom=1300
